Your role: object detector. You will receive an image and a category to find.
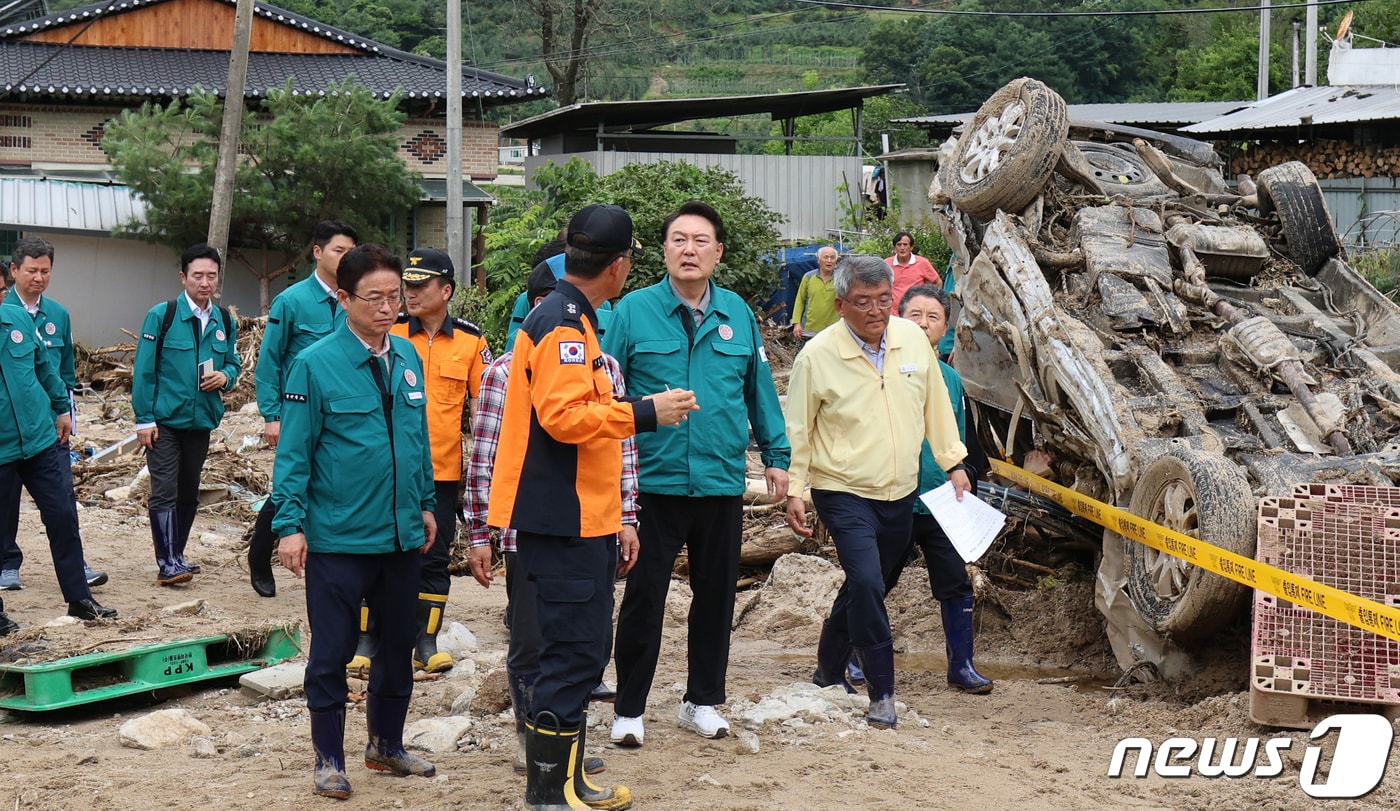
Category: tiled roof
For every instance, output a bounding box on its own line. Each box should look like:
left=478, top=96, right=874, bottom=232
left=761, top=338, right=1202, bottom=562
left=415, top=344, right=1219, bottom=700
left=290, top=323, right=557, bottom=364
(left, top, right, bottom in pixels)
left=1, top=42, right=545, bottom=103
left=0, top=0, right=546, bottom=105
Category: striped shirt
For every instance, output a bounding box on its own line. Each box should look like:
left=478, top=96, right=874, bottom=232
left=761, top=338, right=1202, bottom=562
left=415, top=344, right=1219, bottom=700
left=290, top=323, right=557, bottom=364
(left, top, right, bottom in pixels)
left=467, top=349, right=638, bottom=552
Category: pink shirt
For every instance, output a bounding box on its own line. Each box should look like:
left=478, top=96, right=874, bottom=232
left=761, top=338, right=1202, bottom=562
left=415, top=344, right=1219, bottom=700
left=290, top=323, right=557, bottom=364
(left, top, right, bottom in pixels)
left=886, top=254, right=942, bottom=308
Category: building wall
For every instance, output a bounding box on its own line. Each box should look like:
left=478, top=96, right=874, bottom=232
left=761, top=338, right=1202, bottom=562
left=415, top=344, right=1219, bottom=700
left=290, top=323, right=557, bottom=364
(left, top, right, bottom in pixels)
left=523, top=151, right=864, bottom=242
left=31, top=233, right=293, bottom=348
left=0, top=103, right=500, bottom=179
left=886, top=157, right=938, bottom=227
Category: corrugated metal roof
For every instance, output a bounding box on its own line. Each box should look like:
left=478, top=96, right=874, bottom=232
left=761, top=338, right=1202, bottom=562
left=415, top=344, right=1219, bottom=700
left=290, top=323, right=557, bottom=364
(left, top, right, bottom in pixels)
left=499, top=85, right=905, bottom=140
left=0, top=177, right=145, bottom=234
left=1183, top=86, right=1400, bottom=134
left=900, top=100, right=1247, bottom=127
left=0, top=176, right=497, bottom=234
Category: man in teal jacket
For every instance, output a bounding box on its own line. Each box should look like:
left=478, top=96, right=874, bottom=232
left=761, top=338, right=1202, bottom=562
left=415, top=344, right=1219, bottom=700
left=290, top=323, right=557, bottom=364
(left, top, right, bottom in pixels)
left=605, top=200, right=790, bottom=746
left=272, top=243, right=437, bottom=799
left=503, top=240, right=614, bottom=352
left=132, top=244, right=242, bottom=586
left=0, top=300, right=116, bottom=627
left=0, top=236, right=105, bottom=592
left=246, top=220, right=357, bottom=597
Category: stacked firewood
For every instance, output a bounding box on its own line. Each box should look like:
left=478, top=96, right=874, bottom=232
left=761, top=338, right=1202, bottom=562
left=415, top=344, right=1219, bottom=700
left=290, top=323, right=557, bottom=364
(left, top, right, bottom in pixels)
left=1229, top=139, right=1400, bottom=180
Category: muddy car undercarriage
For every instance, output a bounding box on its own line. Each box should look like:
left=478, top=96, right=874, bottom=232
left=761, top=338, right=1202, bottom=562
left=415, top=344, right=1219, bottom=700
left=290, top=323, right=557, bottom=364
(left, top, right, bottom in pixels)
left=930, top=77, right=1400, bottom=677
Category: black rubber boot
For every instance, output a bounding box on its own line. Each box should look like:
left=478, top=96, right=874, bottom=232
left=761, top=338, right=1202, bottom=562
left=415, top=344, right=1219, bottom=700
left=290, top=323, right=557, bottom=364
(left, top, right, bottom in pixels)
left=512, top=670, right=604, bottom=776
left=248, top=501, right=276, bottom=597
left=412, top=593, right=453, bottom=673
left=571, top=714, right=632, bottom=810
left=347, top=600, right=376, bottom=673
left=942, top=597, right=994, bottom=694
left=0, top=596, right=17, bottom=635
left=150, top=509, right=192, bottom=586
left=364, top=694, right=436, bottom=777
left=310, top=708, right=352, bottom=799
left=812, top=619, right=857, bottom=694
left=524, top=711, right=589, bottom=811
left=174, top=503, right=201, bottom=574
left=855, top=639, right=898, bottom=729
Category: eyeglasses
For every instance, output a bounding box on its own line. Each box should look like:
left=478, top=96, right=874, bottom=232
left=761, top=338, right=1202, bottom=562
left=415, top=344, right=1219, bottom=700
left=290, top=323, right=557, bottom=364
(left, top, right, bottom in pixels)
left=843, top=295, right=894, bottom=313
left=351, top=291, right=403, bottom=309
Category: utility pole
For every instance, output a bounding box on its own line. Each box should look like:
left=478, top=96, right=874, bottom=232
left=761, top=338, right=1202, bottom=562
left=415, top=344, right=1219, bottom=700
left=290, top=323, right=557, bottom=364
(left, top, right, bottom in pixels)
left=209, top=0, right=254, bottom=287
left=1305, top=0, right=1319, bottom=85
left=446, top=0, right=464, bottom=275
left=1258, top=0, right=1271, bottom=101
left=1292, top=21, right=1300, bottom=88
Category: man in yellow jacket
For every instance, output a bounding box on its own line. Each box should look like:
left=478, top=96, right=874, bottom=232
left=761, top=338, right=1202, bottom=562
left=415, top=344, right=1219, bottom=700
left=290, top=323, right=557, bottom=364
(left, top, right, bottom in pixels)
left=784, top=254, right=971, bottom=730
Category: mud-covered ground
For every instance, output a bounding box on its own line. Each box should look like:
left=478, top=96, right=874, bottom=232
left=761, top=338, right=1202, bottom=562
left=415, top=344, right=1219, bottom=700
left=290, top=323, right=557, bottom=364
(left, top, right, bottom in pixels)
left=2, top=399, right=1399, bottom=810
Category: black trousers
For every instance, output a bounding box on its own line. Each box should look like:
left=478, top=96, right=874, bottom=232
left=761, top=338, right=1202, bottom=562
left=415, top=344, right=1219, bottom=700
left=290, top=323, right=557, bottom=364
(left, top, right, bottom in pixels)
left=813, top=489, right=916, bottom=648
left=886, top=512, right=973, bottom=602
left=516, top=531, right=615, bottom=728
left=303, top=549, right=421, bottom=711
left=419, top=480, right=457, bottom=598
left=0, top=443, right=92, bottom=603
left=0, top=440, right=69, bottom=571
left=145, top=425, right=211, bottom=511
left=614, top=494, right=742, bottom=717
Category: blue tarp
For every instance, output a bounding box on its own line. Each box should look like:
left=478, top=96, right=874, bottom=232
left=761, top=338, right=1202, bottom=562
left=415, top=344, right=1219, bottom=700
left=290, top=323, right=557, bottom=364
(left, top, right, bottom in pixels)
left=760, top=244, right=837, bottom=325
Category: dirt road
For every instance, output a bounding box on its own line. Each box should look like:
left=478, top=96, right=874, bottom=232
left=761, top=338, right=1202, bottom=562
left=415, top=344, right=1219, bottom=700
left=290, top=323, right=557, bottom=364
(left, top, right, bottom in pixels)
left=1, top=408, right=1398, bottom=810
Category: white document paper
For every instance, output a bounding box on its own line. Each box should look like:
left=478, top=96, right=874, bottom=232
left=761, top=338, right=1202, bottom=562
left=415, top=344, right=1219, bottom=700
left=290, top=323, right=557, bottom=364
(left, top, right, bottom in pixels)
left=918, top=482, right=1007, bottom=563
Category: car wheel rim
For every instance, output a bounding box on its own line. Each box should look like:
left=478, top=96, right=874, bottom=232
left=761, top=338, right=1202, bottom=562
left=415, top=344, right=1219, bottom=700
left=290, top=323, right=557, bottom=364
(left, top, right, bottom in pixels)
left=1081, top=147, right=1148, bottom=184
left=1143, top=478, right=1197, bottom=603
left=959, top=101, right=1025, bottom=184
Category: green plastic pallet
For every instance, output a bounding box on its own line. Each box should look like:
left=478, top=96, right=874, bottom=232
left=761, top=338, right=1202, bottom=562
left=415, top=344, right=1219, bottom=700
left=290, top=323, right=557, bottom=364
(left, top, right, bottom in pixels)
left=0, top=626, right=301, bottom=711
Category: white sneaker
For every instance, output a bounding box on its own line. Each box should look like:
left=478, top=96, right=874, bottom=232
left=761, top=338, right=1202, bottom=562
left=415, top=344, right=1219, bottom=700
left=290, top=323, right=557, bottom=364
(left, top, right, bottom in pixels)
left=677, top=700, right=730, bottom=739
left=611, top=714, right=645, bottom=747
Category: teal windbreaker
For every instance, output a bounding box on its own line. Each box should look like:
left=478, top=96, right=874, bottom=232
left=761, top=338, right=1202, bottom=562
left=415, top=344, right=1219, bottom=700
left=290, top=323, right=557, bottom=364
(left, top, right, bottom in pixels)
left=256, top=275, right=344, bottom=422
left=603, top=278, right=789, bottom=497
left=272, top=325, right=435, bottom=553
left=0, top=307, right=68, bottom=464
left=132, top=296, right=241, bottom=430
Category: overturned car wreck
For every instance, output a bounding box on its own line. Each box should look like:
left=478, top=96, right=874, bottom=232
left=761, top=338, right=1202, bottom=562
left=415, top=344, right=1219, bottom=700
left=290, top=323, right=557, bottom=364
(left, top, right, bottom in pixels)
left=931, top=77, right=1400, bottom=676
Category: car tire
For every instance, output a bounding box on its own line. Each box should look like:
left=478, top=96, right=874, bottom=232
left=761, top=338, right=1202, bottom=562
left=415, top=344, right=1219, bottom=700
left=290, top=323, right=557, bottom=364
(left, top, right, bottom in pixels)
left=941, top=77, right=1068, bottom=220
left=1124, top=446, right=1256, bottom=642
left=1255, top=161, right=1342, bottom=275
left=1074, top=142, right=1171, bottom=199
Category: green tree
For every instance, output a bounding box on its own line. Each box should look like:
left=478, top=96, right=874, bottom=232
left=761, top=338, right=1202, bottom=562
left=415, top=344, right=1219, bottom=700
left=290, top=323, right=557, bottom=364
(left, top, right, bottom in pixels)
left=476, top=158, right=784, bottom=338
left=598, top=161, right=785, bottom=301
left=101, top=80, right=422, bottom=312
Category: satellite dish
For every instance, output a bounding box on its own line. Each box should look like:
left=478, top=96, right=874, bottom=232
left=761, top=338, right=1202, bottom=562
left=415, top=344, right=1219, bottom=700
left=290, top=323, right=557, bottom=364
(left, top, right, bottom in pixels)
left=1337, top=10, right=1353, bottom=40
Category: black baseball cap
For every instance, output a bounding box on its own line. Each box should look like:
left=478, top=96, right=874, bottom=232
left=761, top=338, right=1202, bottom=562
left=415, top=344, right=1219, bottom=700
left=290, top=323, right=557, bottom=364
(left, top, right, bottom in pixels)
left=526, top=261, right=558, bottom=303
left=566, top=204, right=646, bottom=258
left=402, top=247, right=455, bottom=284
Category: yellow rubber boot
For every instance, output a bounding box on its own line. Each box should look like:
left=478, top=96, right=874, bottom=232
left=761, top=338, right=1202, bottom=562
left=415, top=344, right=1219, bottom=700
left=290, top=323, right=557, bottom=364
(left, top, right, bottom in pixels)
left=525, top=712, right=592, bottom=811
left=412, top=592, right=454, bottom=673
left=346, top=601, right=375, bottom=673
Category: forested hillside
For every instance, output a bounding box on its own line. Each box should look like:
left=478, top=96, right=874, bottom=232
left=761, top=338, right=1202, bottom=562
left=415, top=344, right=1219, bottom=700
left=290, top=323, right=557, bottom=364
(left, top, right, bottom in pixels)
left=35, top=0, right=1400, bottom=141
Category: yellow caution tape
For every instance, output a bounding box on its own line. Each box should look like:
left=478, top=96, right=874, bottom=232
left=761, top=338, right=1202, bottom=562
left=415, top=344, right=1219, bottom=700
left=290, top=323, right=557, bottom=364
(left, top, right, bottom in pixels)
left=988, top=458, right=1400, bottom=644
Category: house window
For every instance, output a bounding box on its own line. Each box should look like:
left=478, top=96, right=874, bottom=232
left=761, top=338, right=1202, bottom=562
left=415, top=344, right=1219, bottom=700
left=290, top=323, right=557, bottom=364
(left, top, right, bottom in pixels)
left=0, top=230, right=18, bottom=265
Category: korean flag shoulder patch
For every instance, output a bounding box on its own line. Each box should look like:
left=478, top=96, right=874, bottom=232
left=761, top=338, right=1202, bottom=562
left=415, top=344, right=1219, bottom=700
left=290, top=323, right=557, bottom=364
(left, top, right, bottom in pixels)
left=558, top=341, right=586, bottom=365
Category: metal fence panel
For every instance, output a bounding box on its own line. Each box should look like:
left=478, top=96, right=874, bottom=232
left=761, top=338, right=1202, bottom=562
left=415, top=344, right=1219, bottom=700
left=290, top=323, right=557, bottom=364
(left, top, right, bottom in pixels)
left=525, top=152, right=861, bottom=242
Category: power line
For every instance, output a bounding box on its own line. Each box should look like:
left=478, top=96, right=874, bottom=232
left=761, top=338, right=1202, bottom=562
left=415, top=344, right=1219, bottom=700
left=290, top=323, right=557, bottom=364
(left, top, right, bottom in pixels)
left=794, top=0, right=1370, bottom=17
